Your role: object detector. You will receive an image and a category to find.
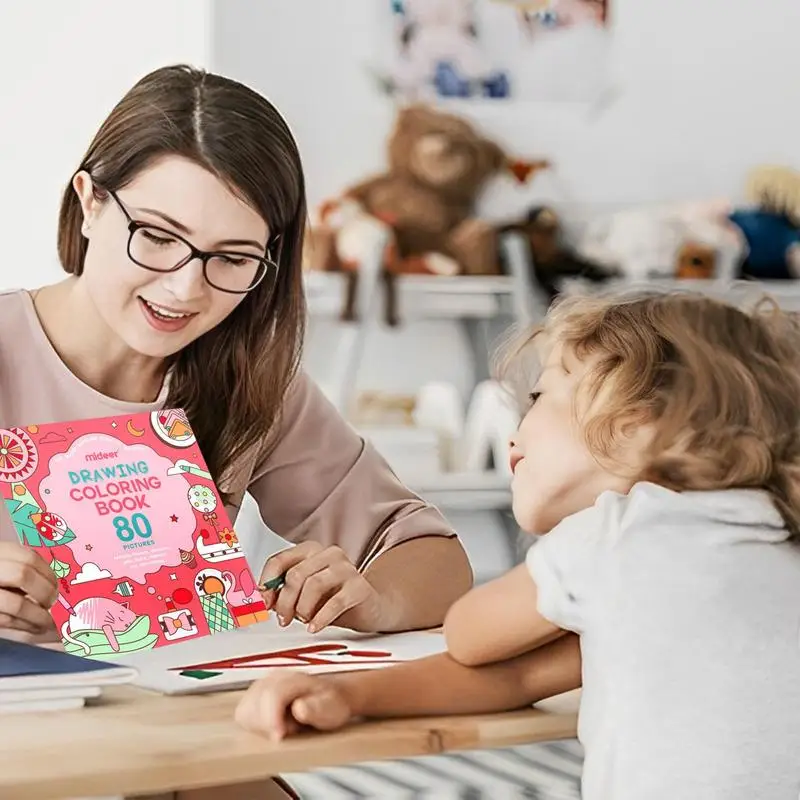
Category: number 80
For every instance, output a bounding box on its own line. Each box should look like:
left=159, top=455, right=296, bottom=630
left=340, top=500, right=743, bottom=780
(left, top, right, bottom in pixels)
left=113, top=513, right=152, bottom=542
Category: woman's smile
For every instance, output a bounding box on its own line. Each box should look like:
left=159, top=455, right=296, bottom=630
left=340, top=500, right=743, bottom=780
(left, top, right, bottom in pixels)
left=138, top=297, right=197, bottom=333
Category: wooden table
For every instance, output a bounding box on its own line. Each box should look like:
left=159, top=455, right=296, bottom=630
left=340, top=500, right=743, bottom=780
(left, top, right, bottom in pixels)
left=0, top=685, right=579, bottom=799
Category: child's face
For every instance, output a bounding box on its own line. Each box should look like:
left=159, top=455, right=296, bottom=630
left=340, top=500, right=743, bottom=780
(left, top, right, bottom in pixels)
left=509, top=342, right=634, bottom=534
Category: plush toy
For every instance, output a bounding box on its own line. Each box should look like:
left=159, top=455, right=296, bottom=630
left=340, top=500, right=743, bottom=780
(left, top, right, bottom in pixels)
left=728, top=165, right=800, bottom=280
left=499, top=205, right=617, bottom=301
left=511, top=0, right=607, bottom=35
left=574, top=199, right=744, bottom=282
left=383, top=0, right=510, bottom=101
left=675, top=241, right=717, bottom=279
left=353, top=391, right=417, bottom=427
left=308, top=104, right=549, bottom=325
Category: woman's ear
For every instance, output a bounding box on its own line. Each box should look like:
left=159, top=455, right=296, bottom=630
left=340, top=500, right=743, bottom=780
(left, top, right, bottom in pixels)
left=72, top=170, right=100, bottom=236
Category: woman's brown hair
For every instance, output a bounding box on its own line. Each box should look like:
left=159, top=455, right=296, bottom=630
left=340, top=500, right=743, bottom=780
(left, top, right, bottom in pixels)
left=496, top=290, right=800, bottom=539
left=57, top=64, right=307, bottom=493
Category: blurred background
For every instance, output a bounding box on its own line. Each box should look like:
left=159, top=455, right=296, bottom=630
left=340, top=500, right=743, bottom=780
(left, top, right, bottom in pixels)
left=2, top=0, right=799, bottom=587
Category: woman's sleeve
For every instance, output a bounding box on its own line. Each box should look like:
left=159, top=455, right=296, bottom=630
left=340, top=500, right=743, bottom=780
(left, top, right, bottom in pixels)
left=247, top=371, right=458, bottom=570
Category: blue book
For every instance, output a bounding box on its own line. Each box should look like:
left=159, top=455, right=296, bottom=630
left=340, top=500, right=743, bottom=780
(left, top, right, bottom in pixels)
left=0, top=637, right=137, bottom=691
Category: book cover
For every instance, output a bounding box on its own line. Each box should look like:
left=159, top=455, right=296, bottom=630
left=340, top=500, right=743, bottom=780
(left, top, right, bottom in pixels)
left=0, top=410, right=269, bottom=660
left=0, top=638, right=137, bottom=688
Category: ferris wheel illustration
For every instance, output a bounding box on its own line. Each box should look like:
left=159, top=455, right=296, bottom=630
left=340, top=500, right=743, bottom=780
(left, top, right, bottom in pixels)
left=0, top=427, right=39, bottom=483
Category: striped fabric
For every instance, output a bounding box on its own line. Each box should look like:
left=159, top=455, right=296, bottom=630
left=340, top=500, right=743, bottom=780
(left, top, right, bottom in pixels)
left=283, top=739, right=584, bottom=799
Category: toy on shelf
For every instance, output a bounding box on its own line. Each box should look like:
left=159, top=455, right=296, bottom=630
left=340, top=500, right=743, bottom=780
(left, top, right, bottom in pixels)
left=306, top=104, right=550, bottom=326
left=352, top=391, right=417, bottom=427
left=353, top=379, right=520, bottom=483
left=380, top=0, right=511, bottom=102
left=573, top=199, right=745, bottom=283
left=675, top=241, right=717, bottom=279
left=500, top=205, right=617, bottom=302
left=502, top=0, right=608, bottom=36
left=728, top=165, right=800, bottom=281
left=455, top=380, right=519, bottom=475
left=564, top=167, right=800, bottom=285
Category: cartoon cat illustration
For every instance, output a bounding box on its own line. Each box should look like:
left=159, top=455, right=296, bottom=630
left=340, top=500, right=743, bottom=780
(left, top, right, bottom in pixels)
left=61, top=597, right=137, bottom=655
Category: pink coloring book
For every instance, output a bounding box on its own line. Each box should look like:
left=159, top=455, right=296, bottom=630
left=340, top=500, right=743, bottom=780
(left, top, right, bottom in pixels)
left=0, top=409, right=269, bottom=660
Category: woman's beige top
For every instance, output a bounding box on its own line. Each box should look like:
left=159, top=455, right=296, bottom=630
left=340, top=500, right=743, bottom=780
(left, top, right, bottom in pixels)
left=0, top=289, right=456, bottom=569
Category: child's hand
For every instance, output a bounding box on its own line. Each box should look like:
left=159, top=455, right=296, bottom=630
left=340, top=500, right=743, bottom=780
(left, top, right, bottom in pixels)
left=235, top=673, right=355, bottom=740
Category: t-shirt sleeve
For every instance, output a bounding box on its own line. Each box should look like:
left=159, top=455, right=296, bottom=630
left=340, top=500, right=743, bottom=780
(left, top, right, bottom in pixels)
left=526, top=490, right=625, bottom=634
left=247, top=371, right=458, bottom=570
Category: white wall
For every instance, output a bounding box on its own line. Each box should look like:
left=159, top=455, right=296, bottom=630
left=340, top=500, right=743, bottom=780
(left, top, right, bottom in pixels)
left=211, top=0, right=393, bottom=220
left=0, top=1, right=211, bottom=291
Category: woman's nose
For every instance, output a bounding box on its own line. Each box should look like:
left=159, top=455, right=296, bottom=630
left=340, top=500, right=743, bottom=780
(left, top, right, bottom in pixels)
left=162, top=257, right=207, bottom=302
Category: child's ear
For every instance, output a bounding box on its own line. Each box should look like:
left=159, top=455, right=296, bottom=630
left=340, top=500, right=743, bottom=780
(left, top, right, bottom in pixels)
left=618, top=418, right=657, bottom=473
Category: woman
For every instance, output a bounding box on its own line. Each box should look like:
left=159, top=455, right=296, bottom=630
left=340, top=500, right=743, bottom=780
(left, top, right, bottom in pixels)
left=0, top=66, right=471, bottom=651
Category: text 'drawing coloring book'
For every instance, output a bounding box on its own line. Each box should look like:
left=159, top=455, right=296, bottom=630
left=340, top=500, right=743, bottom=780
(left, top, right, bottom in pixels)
left=0, top=410, right=268, bottom=660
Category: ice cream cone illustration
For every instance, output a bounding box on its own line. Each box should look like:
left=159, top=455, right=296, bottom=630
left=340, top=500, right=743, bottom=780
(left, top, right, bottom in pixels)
left=179, top=548, right=197, bottom=569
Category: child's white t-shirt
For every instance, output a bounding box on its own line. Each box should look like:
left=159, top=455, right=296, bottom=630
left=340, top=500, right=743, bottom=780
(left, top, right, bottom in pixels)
left=527, top=482, right=800, bottom=800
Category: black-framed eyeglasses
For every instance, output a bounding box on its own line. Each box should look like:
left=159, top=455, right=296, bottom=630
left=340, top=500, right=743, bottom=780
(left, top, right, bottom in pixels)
left=102, top=188, right=278, bottom=295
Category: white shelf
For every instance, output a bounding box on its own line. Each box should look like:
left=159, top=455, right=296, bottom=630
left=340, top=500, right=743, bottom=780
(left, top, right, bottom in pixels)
left=392, top=275, right=517, bottom=294
left=565, top=276, right=800, bottom=310
left=303, top=231, right=533, bottom=522
left=306, top=271, right=517, bottom=295
left=304, top=272, right=519, bottom=320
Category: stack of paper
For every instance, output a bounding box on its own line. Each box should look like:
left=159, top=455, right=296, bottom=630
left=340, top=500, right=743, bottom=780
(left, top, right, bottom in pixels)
left=0, top=638, right=137, bottom=714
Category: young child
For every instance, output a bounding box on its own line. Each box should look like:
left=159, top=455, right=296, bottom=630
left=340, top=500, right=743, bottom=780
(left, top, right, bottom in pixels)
left=236, top=290, right=800, bottom=800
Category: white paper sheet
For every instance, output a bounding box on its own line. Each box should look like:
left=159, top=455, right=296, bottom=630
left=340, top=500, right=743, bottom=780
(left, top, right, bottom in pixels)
left=117, top=616, right=446, bottom=695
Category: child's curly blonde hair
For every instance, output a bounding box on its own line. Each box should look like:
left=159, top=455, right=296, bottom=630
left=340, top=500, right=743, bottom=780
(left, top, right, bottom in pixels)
left=496, top=290, right=800, bottom=539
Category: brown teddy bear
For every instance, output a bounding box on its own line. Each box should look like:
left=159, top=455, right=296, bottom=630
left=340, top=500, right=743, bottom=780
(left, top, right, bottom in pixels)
left=307, top=104, right=549, bottom=325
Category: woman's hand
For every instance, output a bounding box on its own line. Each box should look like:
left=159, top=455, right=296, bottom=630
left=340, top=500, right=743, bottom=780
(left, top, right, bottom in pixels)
left=235, top=672, right=354, bottom=741
left=260, top=542, right=382, bottom=633
left=0, top=542, right=58, bottom=636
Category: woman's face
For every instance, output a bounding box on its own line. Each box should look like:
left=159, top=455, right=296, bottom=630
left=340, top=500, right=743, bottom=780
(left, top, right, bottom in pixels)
left=74, top=155, right=270, bottom=359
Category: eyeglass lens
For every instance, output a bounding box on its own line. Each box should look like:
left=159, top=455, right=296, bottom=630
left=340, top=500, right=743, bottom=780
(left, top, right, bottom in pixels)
left=130, top=226, right=268, bottom=293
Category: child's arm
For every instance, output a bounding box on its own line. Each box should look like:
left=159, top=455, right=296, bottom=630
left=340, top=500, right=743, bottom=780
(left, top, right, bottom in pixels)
left=443, top=564, right=563, bottom=667
left=235, top=633, right=581, bottom=740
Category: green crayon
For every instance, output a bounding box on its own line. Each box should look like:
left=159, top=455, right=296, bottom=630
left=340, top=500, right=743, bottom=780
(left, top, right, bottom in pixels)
left=260, top=574, right=286, bottom=592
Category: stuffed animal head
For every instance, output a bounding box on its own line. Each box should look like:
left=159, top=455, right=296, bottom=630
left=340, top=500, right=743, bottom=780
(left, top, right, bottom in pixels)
left=675, top=241, right=717, bottom=279
left=746, top=165, right=800, bottom=227
left=387, top=105, right=548, bottom=202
